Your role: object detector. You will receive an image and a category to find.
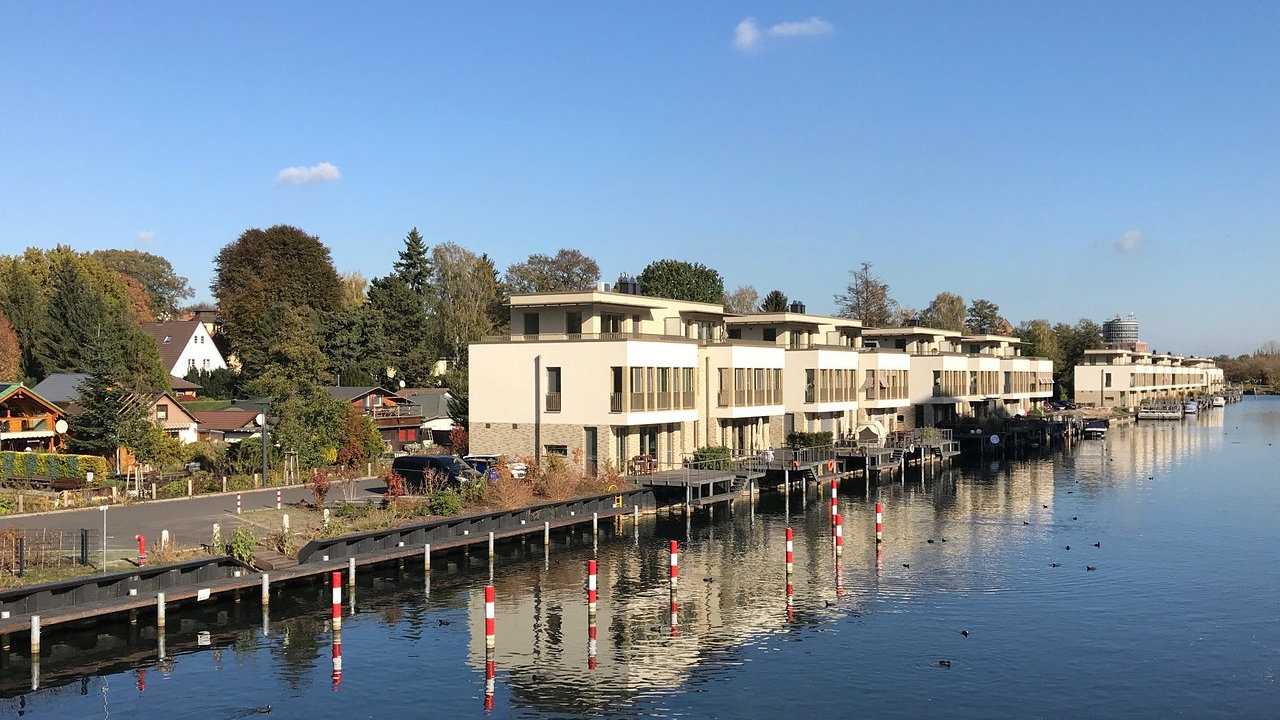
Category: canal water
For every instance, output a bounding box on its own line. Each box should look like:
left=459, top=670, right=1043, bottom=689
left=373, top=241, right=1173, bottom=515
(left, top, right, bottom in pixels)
left=4, top=399, right=1279, bottom=718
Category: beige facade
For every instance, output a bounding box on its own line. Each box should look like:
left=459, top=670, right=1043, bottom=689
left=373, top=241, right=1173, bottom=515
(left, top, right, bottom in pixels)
left=1072, top=349, right=1225, bottom=408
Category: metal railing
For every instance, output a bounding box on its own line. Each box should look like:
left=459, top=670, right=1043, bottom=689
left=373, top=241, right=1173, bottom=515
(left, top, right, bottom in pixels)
left=544, top=392, right=562, bottom=412
left=368, top=404, right=423, bottom=419
left=609, top=393, right=623, bottom=413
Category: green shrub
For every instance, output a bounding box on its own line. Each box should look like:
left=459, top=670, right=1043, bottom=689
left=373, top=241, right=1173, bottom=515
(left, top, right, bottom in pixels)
left=692, top=446, right=733, bottom=469
left=0, top=451, right=108, bottom=481
left=428, top=488, right=464, bottom=516
left=786, top=431, right=833, bottom=449
left=229, top=527, right=257, bottom=565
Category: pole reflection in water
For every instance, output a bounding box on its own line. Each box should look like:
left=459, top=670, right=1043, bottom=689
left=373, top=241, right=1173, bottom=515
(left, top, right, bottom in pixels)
left=484, top=647, right=496, bottom=712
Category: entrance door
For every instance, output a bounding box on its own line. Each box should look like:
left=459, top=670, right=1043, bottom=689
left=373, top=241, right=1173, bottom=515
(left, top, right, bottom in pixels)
left=640, top=426, right=658, bottom=459
left=584, top=427, right=598, bottom=476
left=735, top=421, right=747, bottom=451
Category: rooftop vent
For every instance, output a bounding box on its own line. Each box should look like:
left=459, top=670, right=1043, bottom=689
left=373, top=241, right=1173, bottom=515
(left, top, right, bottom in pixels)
left=788, top=301, right=806, bottom=314
left=615, top=275, right=640, bottom=295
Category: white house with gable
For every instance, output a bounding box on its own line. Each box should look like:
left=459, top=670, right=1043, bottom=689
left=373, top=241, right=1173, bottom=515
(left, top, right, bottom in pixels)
left=140, top=320, right=228, bottom=380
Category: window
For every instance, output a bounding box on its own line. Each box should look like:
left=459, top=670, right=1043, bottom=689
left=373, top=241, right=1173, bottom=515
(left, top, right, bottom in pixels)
left=523, top=313, right=540, bottom=336
left=1104, top=372, right=1112, bottom=388
left=805, top=369, right=815, bottom=403
left=566, top=311, right=582, bottom=335
left=727, top=328, right=742, bottom=339
left=187, top=358, right=196, bottom=370
left=763, top=328, right=777, bottom=342
left=602, top=313, right=623, bottom=334
left=545, top=444, right=569, bottom=457
left=155, top=404, right=169, bottom=421
left=631, top=367, right=646, bottom=410
left=546, top=367, right=562, bottom=412
left=610, top=367, right=623, bottom=412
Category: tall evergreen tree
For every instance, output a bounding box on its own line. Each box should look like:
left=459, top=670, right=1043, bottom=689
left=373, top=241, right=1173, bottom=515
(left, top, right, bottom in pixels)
left=760, top=289, right=789, bottom=312
left=68, top=334, right=150, bottom=462
left=393, top=227, right=433, bottom=298
left=35, top=252, right=117, bottom=375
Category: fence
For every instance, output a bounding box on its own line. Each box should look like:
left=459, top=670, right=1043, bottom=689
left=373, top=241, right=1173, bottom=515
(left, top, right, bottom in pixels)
left=0, top=527, right=99, bottom=576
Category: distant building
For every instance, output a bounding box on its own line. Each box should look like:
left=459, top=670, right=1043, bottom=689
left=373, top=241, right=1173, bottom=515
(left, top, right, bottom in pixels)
left=1072, top=350, right=1224, bottom=408
left=0, top=383, right=68, bottom=452
left=139, top=320, right=228, bottom=380
left=193, top=409, right=260, bottom=444
left=401, top=387, right=455, bottom=446
left=324, top=386, right=424, bottom=452
left=1102, top=314, right=1149, bottom=353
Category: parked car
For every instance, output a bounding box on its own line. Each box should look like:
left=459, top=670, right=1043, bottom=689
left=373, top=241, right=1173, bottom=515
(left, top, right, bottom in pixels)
left=391, top=455, right=482, bottom=493
left=464, top=454, right=528, bottom=480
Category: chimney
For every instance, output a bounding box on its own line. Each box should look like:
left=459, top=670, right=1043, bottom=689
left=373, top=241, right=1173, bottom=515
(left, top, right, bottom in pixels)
left=788, top=301, right=806, bottom=314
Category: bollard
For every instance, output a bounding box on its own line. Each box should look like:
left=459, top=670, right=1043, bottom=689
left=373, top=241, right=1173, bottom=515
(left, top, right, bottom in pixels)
left=236, top=493, right=242, bottom=515
left=488, top=531, right=495, bottom=560
left=282, top=514, right=290, bottom=534
left=592, top=512, right=598, bottom=538
left=276, top=490, right=282, bottom=510
left=212, top=523, right=221, bottom=549
left=424, top=543, right=432, bottom=574
left=587, top=559, right=598, bottom=613
left=323, top=508, right=330, bottom=527
left=348, top=557, right=356, bottom=593
left=160, top=529, right=169, bottom=551
left=30, top=615, right=39, bottom=657
left=151, top=483, right=157, bottom=500
left=484, top=584, right=496, bottom=650
left=221, top=476, right=228, bottom=493
left=157, top=593, right=166, bottom=631
left=330, top=571, right=343, bottom=631
left=261, top=573, right=270, bottom=606
left=253, top=472, right=259, bottom=488
left=187, top=478, right=193, bottom=497
left=669, top=540, right=679, bottom=590
left=875, top=500, right=884, bottom=543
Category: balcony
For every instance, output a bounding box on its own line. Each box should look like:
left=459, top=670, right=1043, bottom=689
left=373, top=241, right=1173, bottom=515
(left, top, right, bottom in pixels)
left=683, top=390, right=694, bottom=408
left=610, top=393, right=623, bottom=413
left=544, top=392, right=562, bottom=413
left=367, top=404, right=423, bottom=419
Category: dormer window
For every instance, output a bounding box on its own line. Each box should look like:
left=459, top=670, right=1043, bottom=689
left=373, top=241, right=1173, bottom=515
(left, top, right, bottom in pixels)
left=162, top=336, right=172, bottom=344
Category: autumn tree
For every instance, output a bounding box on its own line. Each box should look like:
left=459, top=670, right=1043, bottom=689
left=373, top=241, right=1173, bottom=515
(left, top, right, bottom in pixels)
left=431, top=243, right=502, bottom=367
left=212, top=225, right=341, bottom=380
left=759, top=289, right=788, bottom=313
left=338, top=271, right=368, bottom=309
left=920, top=292, right=966, bottom=332
left=636, top=260, right=724, bottom=304
left=504, top=249, right=600, bottom=294
left=0, top=312, right=20, bottom=381
left=724, top=285, right=760, bottom=314
left=1016, top=319, right=1061, bottom=365
left=90, top=249, right=193, bottom=319
left=336, top=403, right=385, bottom=467
left=834, top=262, right=897, bottom=327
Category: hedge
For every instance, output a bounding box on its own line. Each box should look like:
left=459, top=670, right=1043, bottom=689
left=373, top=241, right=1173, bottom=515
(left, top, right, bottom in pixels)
left=0, top=451, right=109, bottom=482
left=786, top=431, right=833, bottom=449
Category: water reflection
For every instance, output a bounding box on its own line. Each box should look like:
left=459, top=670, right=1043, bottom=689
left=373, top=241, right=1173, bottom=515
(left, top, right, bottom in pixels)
left=3, top=401, right=1272, bottom=719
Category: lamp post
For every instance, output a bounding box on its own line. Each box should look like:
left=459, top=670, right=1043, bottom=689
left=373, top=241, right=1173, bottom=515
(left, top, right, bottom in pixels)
left=255, top=403, right=269, bottom=487
left=98, top=505, right=108, bottom=570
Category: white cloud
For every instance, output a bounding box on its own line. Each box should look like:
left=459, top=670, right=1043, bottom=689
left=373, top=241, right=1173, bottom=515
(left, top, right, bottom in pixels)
left=276, top=161, right=342, bottom=185
left=137, top=230, right=155, bottom=244
left=768, top=17, right=834, bottom=38
left=734, top=17, right=761, bottom=51
left=1113, top=229, right=1145, bottom=254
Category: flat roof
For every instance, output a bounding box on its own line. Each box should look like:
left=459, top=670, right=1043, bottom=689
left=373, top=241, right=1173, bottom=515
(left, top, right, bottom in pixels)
left=509, top=290, right=723, bottom=313
left=724, top=312, right=862, bottom=329
left=863, top=326, right=961, bottom=338
left=960, top=334, right=1022, bottom=344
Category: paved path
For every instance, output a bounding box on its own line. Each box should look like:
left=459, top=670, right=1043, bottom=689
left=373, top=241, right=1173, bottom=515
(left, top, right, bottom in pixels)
left=0, top=478, right=386, bottom=553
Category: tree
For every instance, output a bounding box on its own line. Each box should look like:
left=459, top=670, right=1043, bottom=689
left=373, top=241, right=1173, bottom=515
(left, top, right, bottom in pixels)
left=0, top=258, right=47, bottom=379
left=184, top=367, right=240, bottom=399
left=1016, top=319, right=1061, bottom=365
left=834, top=262, right=898, bottom=327
left=0, top=312, right=19, bottom=381
left=366, top=274, right=428, bottom=372
left=338, top=271, right=368, bottom=309
left=245, top=305, right=331, bottom=400
left=504, top=249, right=600, bottom=294
left=90, top=249, right=193, bottom=319
left=336, top=404, right=384, bottom=467
left=759, top=289, right=788, bottom=313
left=965, top=298, right=1005, bottom=334
left=392, top=227, right=433, bottom=297
left=724, top=285, right=760, bottom=314
left=321, top=304, right=390, bottom=387
left=893, top=305, right=921, bottom=326
left=212, top=225, right=341, bottom=380
left=920, top=292, right=966, bottom=332
left=636, top=259, right=724, bottom=304
left=1052, top=319, right=1103, bottom=397
left=444, top=365, right=468, bottom=427
left=431, top=243, right=502, bottom=367
left=116, top=274, right=155, bottom=323
left=68, top=335, right=151, bottom=463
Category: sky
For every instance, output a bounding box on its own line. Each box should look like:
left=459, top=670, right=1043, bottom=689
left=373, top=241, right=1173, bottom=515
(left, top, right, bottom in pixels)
left=1, top=2, right=1277, bottom=356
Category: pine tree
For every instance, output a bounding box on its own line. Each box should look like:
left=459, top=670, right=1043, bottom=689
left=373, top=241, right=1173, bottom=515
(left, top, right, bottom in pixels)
left=35, top=253, right=115, bottom=374
left=68, top=334, right=149, bottom=461
left=393, top=227, right=433, bottom=298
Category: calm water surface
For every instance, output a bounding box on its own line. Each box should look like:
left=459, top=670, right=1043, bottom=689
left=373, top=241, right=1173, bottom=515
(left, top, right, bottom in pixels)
left=4, top=399, right=1279, bottom=719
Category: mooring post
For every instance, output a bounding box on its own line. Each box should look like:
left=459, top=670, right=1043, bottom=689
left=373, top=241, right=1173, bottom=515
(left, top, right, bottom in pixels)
left=488, top=531, right=495, bottom=560
left=156, top=593, right=166, bottom=632
left=484, top=585, right=496, bottom=650
left=875, top=499, right=884, bottom=543
left=330, top=571, right=343, bottom=631
left=222, top=476, right=228, bottom=493
left=592, top=512, right=598, bottom=539
left=543, top=521, right=550, bottom=546
left=30, top=615, right=39, bottom=658
left=261, top=573, right=270, bottom=605
left=276, top=489, right=282, bottom=510
left=348, top=557, right=356, bottom=591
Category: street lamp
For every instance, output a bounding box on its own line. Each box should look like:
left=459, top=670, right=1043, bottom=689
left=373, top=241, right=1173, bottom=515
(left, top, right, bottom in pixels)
left=98, top=505, right=108, bottom=570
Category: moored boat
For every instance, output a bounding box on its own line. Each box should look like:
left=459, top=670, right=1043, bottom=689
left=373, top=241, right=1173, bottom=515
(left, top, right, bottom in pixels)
left=1083, top=419, right=1108, bottom=438
left=1183, top=400, right=1199, bottom=414
left=1212, top=396, right=1226, bottom=407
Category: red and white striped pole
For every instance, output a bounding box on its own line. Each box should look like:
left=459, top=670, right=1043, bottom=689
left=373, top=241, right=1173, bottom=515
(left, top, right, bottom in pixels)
left=785, top=527, right=795, bottom=620
left=484, top=584, right=496, bottom=650
left=830, top=478, right=838, bottom=520
left=235, top=493, right=242, bottom=515
left=331, top=629, right=343, bottom=689
left=135, top=535, right=147, bottom=566
left=330, top=571, right=343, bottom=631
left=586, top=560, right=598, bottom=613
left=875, top=500, right=884, bottom=543
left=275, top=490, right=282, bottom=510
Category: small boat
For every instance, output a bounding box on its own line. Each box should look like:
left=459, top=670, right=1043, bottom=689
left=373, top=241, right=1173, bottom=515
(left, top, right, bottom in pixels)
left=1212, top=396, right=1226, bottom=407
left=1183, top=400, right=1199, bottom=414
left=1083, top=419, right=1108, bottom=438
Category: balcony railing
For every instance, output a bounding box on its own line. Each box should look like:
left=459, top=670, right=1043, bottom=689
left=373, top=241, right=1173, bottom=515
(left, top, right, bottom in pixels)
left=368, top=404, right=424, bottom=419
left=657, top=393, right=671, bottom=410
left=544, top=393, right=561, bottom=413
left=610, top=393, right=623, bottom=413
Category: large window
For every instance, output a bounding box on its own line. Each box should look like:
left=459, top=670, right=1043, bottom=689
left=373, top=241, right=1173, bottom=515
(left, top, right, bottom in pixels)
left=545, top=367, right=561, bottom=412
left=610, top=367, right=623, bottom=412
left=523, top=312, right=540, bottom=336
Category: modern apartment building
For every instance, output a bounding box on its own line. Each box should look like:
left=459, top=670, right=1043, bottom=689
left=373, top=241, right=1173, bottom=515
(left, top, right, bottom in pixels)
left=1072, top=349, right=1225, bottom=408
left=862, top=327, right=1053, bottom=426
left=468, top=290, right=784, bottom=474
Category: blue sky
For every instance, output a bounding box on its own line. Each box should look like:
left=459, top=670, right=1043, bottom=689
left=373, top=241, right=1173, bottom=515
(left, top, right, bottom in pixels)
left=1, top=3, right=1276, bottom=355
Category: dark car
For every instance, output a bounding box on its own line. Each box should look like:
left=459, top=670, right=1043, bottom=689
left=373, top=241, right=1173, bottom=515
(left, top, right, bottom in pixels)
left=391, top=455, right=482, bottom=493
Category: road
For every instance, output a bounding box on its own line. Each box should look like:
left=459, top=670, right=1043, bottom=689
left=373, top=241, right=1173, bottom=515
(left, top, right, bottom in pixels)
left=0, top=478, right=387, bottom=554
